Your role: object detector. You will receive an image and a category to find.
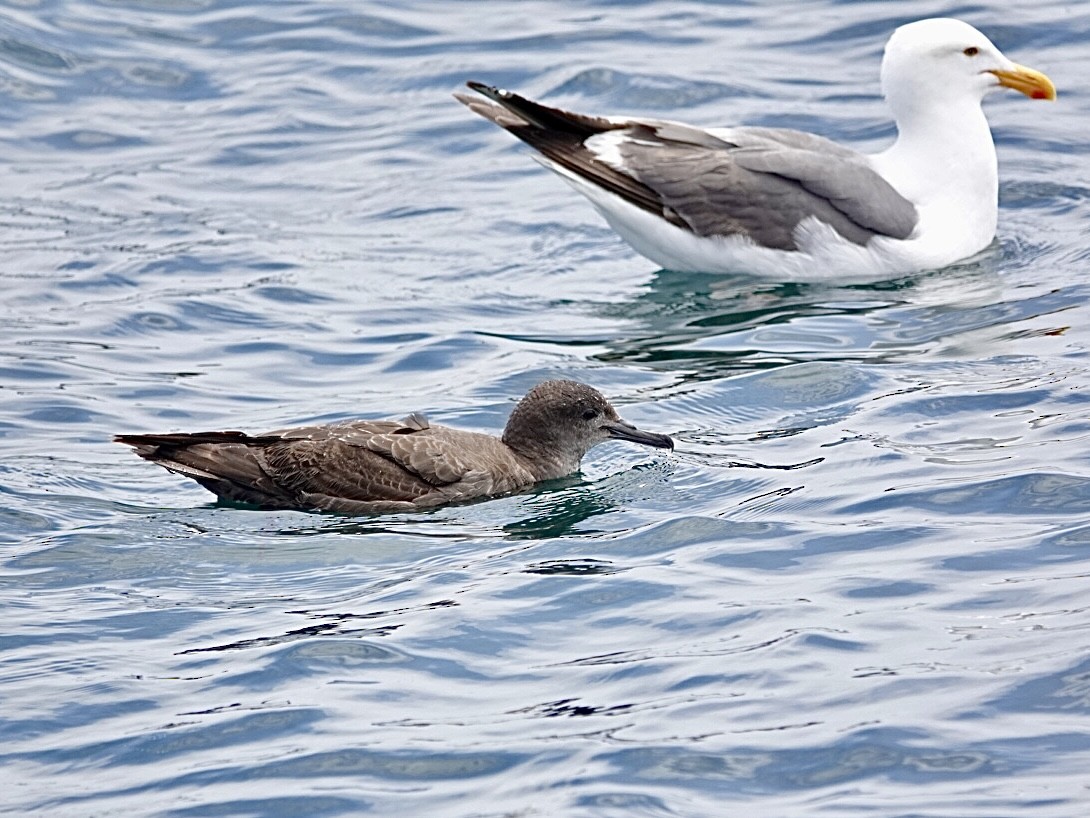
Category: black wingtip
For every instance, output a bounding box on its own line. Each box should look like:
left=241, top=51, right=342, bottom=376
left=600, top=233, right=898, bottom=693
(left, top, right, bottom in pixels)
left=466, top=80, right=503, bottom=100
left=114, top=433, right=149, bottom=447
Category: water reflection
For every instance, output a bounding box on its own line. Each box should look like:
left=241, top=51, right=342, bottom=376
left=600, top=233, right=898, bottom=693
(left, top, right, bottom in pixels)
left=588, top=261, right=1079, bottom=384
left=240, top=469, right=669, bottom=540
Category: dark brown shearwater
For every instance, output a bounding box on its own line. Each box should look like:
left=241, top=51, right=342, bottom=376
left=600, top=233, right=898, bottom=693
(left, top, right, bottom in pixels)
left=115, top=379, right=673, bottom=514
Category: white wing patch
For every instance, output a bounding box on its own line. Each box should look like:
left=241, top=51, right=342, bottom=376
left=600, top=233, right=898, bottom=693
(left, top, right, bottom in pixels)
left=585, top=130, right=631, bottom=170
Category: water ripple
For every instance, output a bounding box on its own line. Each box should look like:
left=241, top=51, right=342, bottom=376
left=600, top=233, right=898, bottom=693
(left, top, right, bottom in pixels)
left=4, top=0, right=1090, bottom=815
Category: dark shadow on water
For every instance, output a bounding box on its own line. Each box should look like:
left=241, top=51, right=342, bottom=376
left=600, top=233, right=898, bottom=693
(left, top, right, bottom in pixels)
left=671, top=445, right=824, bottom=471
left=522, top=558, right=622, bottom=576
left=178, top=599, right=457, bottom=655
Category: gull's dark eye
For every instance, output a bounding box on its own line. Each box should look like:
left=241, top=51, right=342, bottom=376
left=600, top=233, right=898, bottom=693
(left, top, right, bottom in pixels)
left=963, top=46, right=979, bottom=57
left=581, top=408, right=599, bottom=421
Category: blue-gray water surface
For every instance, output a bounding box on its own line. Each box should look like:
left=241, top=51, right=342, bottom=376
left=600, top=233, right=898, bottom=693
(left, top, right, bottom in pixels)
left=3, top=1, right=1090, bottom=815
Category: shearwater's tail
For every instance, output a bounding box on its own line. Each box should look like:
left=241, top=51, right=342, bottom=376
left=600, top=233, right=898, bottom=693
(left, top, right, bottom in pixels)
left=115, top=431, right=289, bottom=507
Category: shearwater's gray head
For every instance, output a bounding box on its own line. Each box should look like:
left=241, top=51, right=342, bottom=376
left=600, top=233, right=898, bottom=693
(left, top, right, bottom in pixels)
left=501, top=380, right=673, bottom=480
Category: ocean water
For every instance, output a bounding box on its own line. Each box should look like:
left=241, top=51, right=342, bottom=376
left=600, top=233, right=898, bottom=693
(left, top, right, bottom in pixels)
left=3, top=0, right=1090, bottom=815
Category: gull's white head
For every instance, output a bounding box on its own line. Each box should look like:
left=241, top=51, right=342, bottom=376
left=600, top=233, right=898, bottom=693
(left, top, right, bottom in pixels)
left=881, top=18, right=1055, bottom=120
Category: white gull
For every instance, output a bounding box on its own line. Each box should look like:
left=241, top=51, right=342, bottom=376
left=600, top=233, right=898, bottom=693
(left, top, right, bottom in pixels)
left=456, top=18, right=1055, bottom=280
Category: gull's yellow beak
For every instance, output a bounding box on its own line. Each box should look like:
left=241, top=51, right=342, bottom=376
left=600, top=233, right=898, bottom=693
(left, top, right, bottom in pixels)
left=989, top=63, right=1057, bottom=100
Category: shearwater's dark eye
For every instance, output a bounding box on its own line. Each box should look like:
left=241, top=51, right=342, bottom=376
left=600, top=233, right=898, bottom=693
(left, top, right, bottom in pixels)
left=581, top=408, right=599, bottom=421
left=963, top=46, right=979, bottom=57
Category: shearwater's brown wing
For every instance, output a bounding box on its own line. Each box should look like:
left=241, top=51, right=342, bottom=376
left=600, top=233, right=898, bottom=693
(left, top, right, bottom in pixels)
left=115, top=418, right=439, bottom=510
left=268, top=421, right=536, bottom=512
left=117, top=416, right=535, bottom=513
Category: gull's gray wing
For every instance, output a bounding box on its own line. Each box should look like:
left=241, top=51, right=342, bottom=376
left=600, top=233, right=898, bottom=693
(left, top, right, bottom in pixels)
left=716, top=126, right=919, bottom=240
left=457, top=83, right=918, bottom=250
